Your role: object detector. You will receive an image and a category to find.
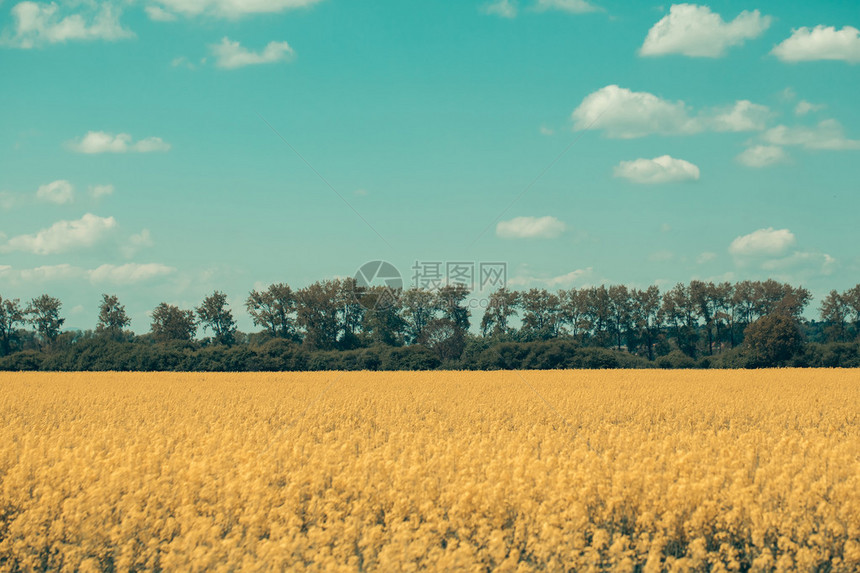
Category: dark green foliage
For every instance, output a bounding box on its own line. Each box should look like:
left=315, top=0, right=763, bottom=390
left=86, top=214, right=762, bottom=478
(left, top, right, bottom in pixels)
left=2, top=279, right=859, bottom=371
left=743, top=313, right=805, bottom=368
left=0, top=350, right=43, bottom=371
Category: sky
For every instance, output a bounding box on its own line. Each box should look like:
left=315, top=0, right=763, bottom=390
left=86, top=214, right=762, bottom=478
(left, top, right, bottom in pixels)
left=1, top=0, right=859, bottom=332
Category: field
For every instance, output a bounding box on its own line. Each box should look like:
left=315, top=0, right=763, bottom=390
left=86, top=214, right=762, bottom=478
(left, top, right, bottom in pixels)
left=1, top=371, right=859, bottom=572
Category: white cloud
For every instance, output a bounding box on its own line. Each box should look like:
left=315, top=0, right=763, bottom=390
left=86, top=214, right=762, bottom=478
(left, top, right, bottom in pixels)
left=0, top=262, right=174, bottom=284
left=697, top=252, right=717, bottom=264
left=145, top=5, right=177, bottom=21
left=210, top=37, right=295, bottom=69
left=509, top=267, right=594, bottom=288
left=762, top=119, right=860, bottom=150
left=571, top=85, right=769, bottom=138
left=90, top=184, right=114, bottom=198
left=36, top=179, right=74, bottom=204
left=483, top=0, right=517, bottom=18
left=640, top=4, right=771, bottom=58
left=761, top=251, right=836, bottom=275
left=66, top=131, right=171, bottom=153
left=649, top=250, right=674, bottom=262
left=614, top=155, right=700, bottom=184
left=5, top=1, right=133, bottom=48
left=496, top=216, right=566, bottom=239
left=533, top=0, right=597, bottom=14
left=795, top=100, right=825, bottom=116
left=88, top=263, right=174, bottom=285
left=729, top=227, right=796, bottom=257
left=147, top=0, right=323, bottom=19
left=0, top=192, right=16, bottom=210
left=772, top=25, right=860, bottom=63
left=122, top=228, right=155, bottom=257
left=9, top=264, right=83, bottom=282
left=709, top=100, right=771, bottom=132
left=571, top=85, right=696, bottom=138
left=483, top=0, right=597, bottom=18
left=736, top=145, right=788, bottom=168
left=539, top=126, right=554, bottom=136
left=0, top=213, right=117, bottom=255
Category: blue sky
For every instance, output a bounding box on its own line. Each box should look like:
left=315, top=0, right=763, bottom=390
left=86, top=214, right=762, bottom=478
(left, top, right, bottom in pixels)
left=1, top=0, right=859, bottom=331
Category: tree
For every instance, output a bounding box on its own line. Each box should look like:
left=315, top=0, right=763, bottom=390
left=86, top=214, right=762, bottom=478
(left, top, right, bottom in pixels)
left=96, top=294, right=131, bottom=339
left=660, top=284, right=699, bottom=357
left=585, top=286, right=612, bottom=347
left=481, top=288, right=519, bottom=337
left=560, top=288, right=589, bottom=340
left=744, top=313, right=804, bottom=367
left=400, top=288, right=438, bottom=344
left=520, top=289, right=562, bottom=340
left=196, top=291, right=237, bottom=345
left=336, top=278, right=366, bottom=350
left=712, top=282, right=734, bottom=350
left=297, top=280, right=341, bottom=351
left=630, top=286, right=661, bottom=360
left=819, top=290, right=850, bottom=342
left=246, top=283, right=298, bottom=339
left=436, top=284, right=471, bottom=332
left=608, top=285, right=632, bottom=351
left=0, top=295, right=25, bottom=356
left=150, top=303, right=196, bottom=342
left=844, top=284, right=860, bottom=340
left=361, top=286, right=406, bottom=346
left=26, top=294, right=64, bottom=346
left=420, top=318, right=466, bottom=363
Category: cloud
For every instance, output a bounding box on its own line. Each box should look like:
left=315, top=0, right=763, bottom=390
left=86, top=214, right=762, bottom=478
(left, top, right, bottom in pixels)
left=122, top=228, right=155, bottom=257
left=0, top=213, right=117, bottom=255
left=697, top=252, right=717, bottom=264
left=483, top=0, right=517, bottom=18
left=539, top=126, right=554, bottom=136
left=571, top=85, right=769, bottom=138
left=145, top=5, right=177, bottom=21
left=148, top=0, right=323, bottom=19
left=736, top=145, right=788, bottom=168
left=641, top=4, right=771, bottom=58
left=483, top=0, right=597, bottom=18
left=210, top=37, right=295, bottom=69
left=571, top=85, right=696, bottom=138
left=613, top=155, right=700, bottom=184
left=795, top=100, right=825, bottom=116
left=0, top=192, right=16, bottom=210
left=772, top=25, right=860, bottom=63
left=4, top=1, right=134, bottom=48
left=88, top=263, right=174, bottom=284
left=2, top=264, right=83, bottom=282
left=709, top=100, right=771, bottom=132
left=508, top=267, right=594, bottom=288
left=0, top=262, right=174, bottom=284
left=762, top=119, right=860, bottom=150
left=496, top=216, right=566, bottom=239
left=90, top=184, right=114, bottom=198
left=761, top=251, right=836, bottom=275
left=729, top=227, right=796, bottom=257
left=649, top=250, right=674, bottom=262
left=36, top=179, right=74, bottom=204
left=66, top=131, right=171, bottom=153
left=532, top=0, right=598, bottom=14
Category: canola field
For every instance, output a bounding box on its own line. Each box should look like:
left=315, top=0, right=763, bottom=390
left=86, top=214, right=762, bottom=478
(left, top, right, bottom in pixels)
left=1, top=370, right=859, bottom=572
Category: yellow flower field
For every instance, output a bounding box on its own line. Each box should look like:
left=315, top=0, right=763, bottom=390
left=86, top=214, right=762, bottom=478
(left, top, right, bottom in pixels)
left=1, top=370, right=858, bottom=572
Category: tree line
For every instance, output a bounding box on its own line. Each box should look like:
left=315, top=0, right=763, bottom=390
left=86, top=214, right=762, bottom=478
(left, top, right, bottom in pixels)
left=1, top=279, right=859, bottom=371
